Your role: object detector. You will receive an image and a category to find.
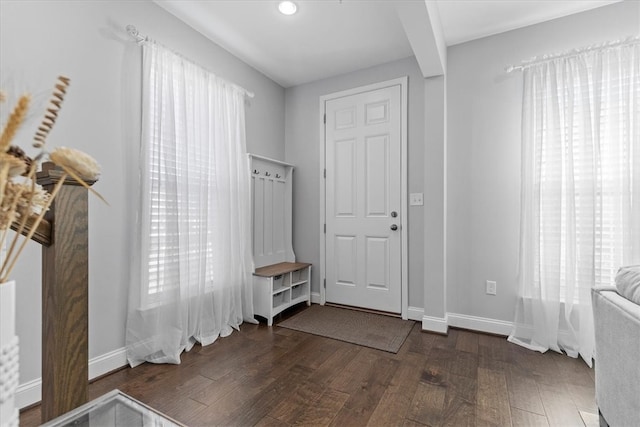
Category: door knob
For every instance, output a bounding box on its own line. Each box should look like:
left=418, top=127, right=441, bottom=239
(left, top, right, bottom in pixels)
left=390, top=224, right=398, bottom=231
left=391, top=211, right=398, bottom=218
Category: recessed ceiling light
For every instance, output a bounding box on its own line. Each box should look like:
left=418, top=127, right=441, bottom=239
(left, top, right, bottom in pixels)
left=278, top=1, right=297, bottom=16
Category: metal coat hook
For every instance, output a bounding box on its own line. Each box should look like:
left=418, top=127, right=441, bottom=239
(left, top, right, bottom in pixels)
left=275, top=174, right=281, bottom=179
left=253, top=169, right=260, bottom=174
left=265, top=172, right=271, bottom=177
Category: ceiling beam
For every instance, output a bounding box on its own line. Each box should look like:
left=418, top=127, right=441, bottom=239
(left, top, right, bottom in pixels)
left=396, top=0, right=447, bottom=77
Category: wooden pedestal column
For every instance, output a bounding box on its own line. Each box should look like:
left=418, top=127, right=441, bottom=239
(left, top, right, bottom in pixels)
left=37, top=165, right=96, bottom=423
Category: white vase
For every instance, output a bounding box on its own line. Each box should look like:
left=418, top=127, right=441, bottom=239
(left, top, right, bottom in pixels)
left=0, top=280, right=19, bottom=427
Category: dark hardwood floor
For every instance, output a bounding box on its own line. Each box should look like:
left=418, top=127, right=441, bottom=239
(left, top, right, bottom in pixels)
left=20, top=306, right=598, bottom=426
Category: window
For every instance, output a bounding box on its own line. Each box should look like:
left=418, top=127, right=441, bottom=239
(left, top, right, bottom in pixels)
left=136, top=43, right=251, bottom=307
left=126, top=40, right=253, bottom=366
left=531, top=59, right=636, bottom=302
left=509, top=39, right=638, bottom=364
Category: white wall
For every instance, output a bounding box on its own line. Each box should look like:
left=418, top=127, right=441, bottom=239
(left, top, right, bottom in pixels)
left=3, top=0, right=637, bottom=402
left=423, top=75, right=446, bottom=321
left=284, top=56, right=425, bottom=308
left=446, top=0, right=639, bottom=323
left=0, top=0, right=285, bottom=396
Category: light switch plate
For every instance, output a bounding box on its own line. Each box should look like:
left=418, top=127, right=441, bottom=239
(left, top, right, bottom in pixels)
left=486, top=280, right=497, bottom=295
left=410, top=193, right=424, bottom=206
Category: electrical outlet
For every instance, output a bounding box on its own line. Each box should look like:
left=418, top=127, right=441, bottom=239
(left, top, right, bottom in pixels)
left=486, top=280, right=497, bottom=295
left=410, top=193, right=424, bottom=206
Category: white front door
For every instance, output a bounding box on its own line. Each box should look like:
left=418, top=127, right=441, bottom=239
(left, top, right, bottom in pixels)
left=324, top=83, right=402, bottom=313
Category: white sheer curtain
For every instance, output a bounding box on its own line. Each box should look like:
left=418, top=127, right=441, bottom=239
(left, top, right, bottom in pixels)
left=126, top=41, right=255, bottom=367
left=509, top=40, right=640, bottom=366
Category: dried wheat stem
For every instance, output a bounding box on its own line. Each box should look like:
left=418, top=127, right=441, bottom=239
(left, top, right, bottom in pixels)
left=0, top=172, right=67, bottom=282
left=0, top=162, right=11, bottom=207
left=0, top=227, right=8, bottom=265
left=32, top=76, right=70, bottom=148
left=1, top=165, right=38, bottom=275
left=0, top=95, right=31, bottom=152
left=58, top=163, right=108, bottom=205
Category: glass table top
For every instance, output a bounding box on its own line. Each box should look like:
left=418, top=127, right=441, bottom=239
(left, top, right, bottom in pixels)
left=40, top=389, right=184, bottom=427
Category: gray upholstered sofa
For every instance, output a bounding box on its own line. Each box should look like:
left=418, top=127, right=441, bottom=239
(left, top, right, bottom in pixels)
left=592, top=266, right=640, bottom=427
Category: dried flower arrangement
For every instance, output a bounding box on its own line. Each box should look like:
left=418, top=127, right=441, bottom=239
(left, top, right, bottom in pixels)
left=0, top=76, right=103, bottom=283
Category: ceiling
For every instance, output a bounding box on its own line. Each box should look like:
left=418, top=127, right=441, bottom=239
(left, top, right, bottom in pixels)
left=155, top=0, right=622, bottom=88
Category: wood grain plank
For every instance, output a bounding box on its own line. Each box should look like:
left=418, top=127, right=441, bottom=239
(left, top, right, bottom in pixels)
left=423, top=346, right=452, bottom=385
left=579, top=410, right=599, bottom=427
left=441, top=372, right=477, bottom=426
left=190, top=370, right=249, bottom=406
left=406, top=381, right=446, bottom=426
left=148, top=395, right=207, bottom=426
left=187, top=367, right=278, bottom=426
left=549, top=351, right=595, bottom=388
left=433, top=328, right=459, bottom=349
left=511, top=408, right=549, bottom=427
left=368, top=352, right=425, bottom=426
left=329, top=348, right=378, bottom=394
left=445, top=372, right=477, bottom=405
left=456, top=329, right=479, bottom=354
left=254, top=262, right=312, bottom=277
left=477, top=367, right=512, bottom=426
left=306, top=343, right=361, bottom=386
left=506, top=370, right=545, bottom=415
left=330, top=356, right=399, bottom=426
left=268, top=379, right=325, bottom=424
left=294, top=336, right=341, bottom=369
left=402, top=419, right=429, bottom=427
left=478, top=334, right=510, bottom=371
left=567, top=383, right=597, bottom=413
left=230, top=364, right=313, bottom=426
left=537, top=382, right=585, bottom=427
left=441, top=397, right=475, bottom=427
left=406, top=326, right=436, bottom=355
left=450, top=350, right=479, bottom=379
left=255, top=415, right=290, bottom=427
left=477, top=405, right=513, bottom=427
left=294, top=388, right=349, bottom=426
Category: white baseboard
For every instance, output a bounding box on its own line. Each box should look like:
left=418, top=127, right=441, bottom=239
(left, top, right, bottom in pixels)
left=422, top=314, right=449, bottom=334
left=16, top=347, right=127, bottom=410
left=416, top=310, right=513, bottom=337
left=311, top=292, right=322, bottom=304
left=407, top=306, right=424, bottom=321
left=15, top=378, right=40, bottom=411
left=88, top=347, right=128, bottom=379
left=447, top=313, right=512, bottom=336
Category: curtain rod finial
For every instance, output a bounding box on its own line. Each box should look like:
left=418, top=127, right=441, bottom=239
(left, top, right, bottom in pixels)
left=126, top=24, right=137, bottom=37
left=126, top=24, right=146, bottom=44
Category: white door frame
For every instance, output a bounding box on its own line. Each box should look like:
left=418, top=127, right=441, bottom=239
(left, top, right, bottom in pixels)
left=319, top=76, right=408, bottom=320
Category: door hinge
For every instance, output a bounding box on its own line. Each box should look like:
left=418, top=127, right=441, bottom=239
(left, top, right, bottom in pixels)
left=323, top=168, right=326, bottom=178
left=324, top=278, right=326, bottom=289
left=324, top=113, right=326, bottom=124
left=324, top=223, right=326, bottom=233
